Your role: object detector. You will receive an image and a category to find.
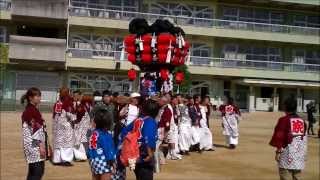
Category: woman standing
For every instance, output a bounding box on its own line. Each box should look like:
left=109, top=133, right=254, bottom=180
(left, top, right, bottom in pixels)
left=52, top=87, right=76, bottom=166
left=21, top=87, right=48, bottom=180
left=73, top=94, right=93, bottom=161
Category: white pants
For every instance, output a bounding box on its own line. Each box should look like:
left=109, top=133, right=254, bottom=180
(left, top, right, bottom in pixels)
left=199, top=127, right=213, bottom=150
left=178, top=125, right=192, bottom=151
left=225, top=135, right=238, bottom=145
left=190, top=126, right=200, bottom=145
left=73, top=143, right=87, bottom=160
left=53, top=147, right=74, bottom=163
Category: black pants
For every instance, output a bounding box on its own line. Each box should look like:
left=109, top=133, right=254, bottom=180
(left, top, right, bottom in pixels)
left=27, top=161, right=45, bottom=180
left=308, top=122, right=314, bottom=135
left=134, top=163, right=154, bottom=180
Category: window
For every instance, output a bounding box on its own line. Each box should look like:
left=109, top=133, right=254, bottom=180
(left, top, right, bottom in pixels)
left=307, top=15, right=320, bottom=28
left=70, top=33, right=123, bottom=50
left=0, top=26, right=6, bottom=43
left=71, top=0, right=138, bottom=11
left=222, top=6, right=285, bottom=24
left=0, top=0, right=11, bottom=10
left=223, top=44, right=282, bottom=61
left=270, top=12, right=284, bottom=24
left=293, top=49, right=320, bottom=64
left=294, top=15, right=320, bottom=28
left=69, top=73, right=131, bottom=94
left=150, top=2, right=213, bottom=26
left=191, top=43, right=211, bottom=57
left=190, top=43, right=212, bottom=65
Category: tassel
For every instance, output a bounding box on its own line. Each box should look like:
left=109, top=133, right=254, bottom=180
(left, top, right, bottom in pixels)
left=181, top=35, right=185, bottom=47
left=129, top=81, right=133, bottom=92
left=166, top=40, right=172, bottom=64
left=120, top=42, right=125, bottom=61
left=138, top=36, right=144, bottom=51
left=186, top=51, right=191, bottom=65
left=151, top=33, right=156, bottom=48
left=178, top=35, right=182, bottom=49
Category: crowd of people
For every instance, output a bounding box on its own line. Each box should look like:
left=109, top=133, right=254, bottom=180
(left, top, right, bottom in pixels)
left=20, top=86, right=313, bottom=180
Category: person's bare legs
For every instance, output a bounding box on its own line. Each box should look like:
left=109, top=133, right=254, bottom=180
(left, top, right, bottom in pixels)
left=100, top=173, right=111, bottom=180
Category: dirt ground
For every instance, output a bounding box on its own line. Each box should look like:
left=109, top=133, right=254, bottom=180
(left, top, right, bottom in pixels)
left=0, top=111, right=319, bottom=180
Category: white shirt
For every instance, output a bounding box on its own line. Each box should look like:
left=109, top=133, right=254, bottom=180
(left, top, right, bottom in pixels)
left=126, top=104, right=139, bottom=126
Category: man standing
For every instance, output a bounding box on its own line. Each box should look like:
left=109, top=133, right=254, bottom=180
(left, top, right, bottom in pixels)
left=269, top=97, right=307, bottom=180
left=306, top=101, right=316, bottom=135
left=188, top=95, right=202, bottom=153
left=90, top=90, right=115, bottom=130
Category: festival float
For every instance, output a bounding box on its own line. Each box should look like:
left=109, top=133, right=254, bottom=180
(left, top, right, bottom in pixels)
left=121, top=18, right=190, bottom=96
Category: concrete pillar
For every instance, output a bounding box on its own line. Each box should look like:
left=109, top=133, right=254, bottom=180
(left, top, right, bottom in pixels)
left=297, top=88, right=303, bottom=113
left=273, top=87, right=279, bottom=112
left=248, top=86, right=255, bottom=112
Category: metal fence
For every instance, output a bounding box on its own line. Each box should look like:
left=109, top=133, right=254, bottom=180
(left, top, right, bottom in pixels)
left=69, top=6, right=320, bottom=36
left=67, top=48, right=320, bottom=73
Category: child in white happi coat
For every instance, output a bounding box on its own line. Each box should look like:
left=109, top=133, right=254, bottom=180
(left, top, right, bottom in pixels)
left=219, top=97, right=241, bottom=149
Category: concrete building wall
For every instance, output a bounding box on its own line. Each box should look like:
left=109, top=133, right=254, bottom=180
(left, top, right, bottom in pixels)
left=12, top=0, right=68, bottom=19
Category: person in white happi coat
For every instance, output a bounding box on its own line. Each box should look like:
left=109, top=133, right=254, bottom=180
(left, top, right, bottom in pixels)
left=52, top=88, right=76, bottom=166
left=73, top=91, right=92, bottom=161
left=219, top=97, right=241, bottom=149
left=199, top=100, right=214, bottom=151
left=177, top=95, right=192, bottom=155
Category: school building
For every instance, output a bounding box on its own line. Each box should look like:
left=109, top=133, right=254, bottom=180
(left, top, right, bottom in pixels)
left=0, top=0, right=319, bottom=112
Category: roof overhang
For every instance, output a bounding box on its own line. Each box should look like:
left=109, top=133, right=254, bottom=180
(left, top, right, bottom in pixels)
left=238, top=79, right=320, bottom=88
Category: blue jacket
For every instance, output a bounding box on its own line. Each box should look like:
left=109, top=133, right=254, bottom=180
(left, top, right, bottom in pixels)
left=118, top=117, right=158, bottom=164
left=87, top=129, right=116, bottom=162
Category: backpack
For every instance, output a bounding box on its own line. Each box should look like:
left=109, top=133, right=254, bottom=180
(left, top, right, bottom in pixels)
left=120, top=118, right=143, bottom=170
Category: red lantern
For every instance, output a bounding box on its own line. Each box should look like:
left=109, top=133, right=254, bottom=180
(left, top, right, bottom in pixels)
left=170, top=36, right=176, bottom=46
left=128, top=54, right=136, bottom=64
left=175, top=71, right=184, bottom=84
left=160, top=69, right=169, bottom=81
left=141, top=53, right=152, bottom=64
left=142, top=45, right=152, bottom=53
left=141, top=34, right=152, bottom=43
left=157, top=45, right=168, bottom=54
left=171, top=56, right=180, bottom=66
left=124, top=35, right=136, bottom=47
left=128, top=69, right=137, bottom=81
left=157, top=33, right=173, bottom=44
left=157, top=53, right=167, bottom=64
left=125, top=46, right=136, bottom=54
left=179, top=57, right=185, bottom=65
left=173, top=48, right=181, bottom=56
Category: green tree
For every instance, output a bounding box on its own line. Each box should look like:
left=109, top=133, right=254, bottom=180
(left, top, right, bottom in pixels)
left=172, top=65, right=191, bottom=94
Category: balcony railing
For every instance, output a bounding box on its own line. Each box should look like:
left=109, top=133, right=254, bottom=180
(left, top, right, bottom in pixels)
left=67, top=48, right=320, bottom=73
left=0, top=0, right=11, bottom=11
left=69, top=6, right=320, bottom=36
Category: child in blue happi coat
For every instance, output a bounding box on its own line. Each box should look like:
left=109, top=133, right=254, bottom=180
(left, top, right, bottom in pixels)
left=87, top=109, right=116, bottom=180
